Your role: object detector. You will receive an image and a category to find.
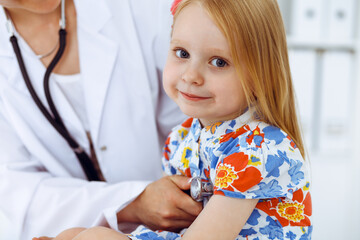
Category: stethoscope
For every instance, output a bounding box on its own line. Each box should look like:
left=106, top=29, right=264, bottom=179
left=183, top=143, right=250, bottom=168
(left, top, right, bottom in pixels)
left=189, top=177, right=213, bottom=205
left=2, top=0, right=102, bottom=181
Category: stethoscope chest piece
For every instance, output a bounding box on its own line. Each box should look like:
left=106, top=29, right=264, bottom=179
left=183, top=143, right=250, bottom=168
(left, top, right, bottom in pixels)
left=190, top=177, right=214, bottom=203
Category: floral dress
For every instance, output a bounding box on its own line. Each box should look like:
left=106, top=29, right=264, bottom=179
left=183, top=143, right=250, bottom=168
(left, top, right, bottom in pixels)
left=128, top=109, right=312, bottom=240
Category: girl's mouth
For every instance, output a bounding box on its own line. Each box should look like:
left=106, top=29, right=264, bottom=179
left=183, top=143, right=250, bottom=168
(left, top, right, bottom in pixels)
left=179, top=91, right=211, bottom=101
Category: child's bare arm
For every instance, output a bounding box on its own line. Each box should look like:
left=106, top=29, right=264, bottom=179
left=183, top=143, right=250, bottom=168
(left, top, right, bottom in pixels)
left=32, top=227, right=86, bottom=240
left=40, top=226, right=128, bottom=240
left=72, top=227, right=129, bottom=240
left=182, top=195, right=258, bottom=240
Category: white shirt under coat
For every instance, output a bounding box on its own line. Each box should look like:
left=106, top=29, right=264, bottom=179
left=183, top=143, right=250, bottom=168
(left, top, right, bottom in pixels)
left=0, top=0, right=185, bottom=239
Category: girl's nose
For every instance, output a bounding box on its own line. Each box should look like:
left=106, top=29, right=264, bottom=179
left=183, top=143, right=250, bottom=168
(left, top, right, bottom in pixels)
left=181, top=65, right=204, bottom=86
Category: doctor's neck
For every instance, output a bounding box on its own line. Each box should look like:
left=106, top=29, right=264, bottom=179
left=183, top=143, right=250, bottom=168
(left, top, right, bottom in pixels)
left=5, top=12, right=53, bottom=33
left=3, top=0, right=79, bottom=74
left=4, top=0, right=75, bottom=36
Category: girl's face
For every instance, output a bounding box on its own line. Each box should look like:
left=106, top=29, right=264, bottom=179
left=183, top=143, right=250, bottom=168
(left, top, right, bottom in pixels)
left=0, top=0, right=61, bottom=14
left=163, top=3, right=247, bottom=126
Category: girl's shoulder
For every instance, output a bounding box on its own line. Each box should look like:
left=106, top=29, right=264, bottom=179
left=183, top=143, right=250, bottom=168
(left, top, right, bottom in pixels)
left=218, top=121, right=300, bottom=156
left=212, top=121, right=306, bottom=180
left=220, top=121, right=296, bottom=148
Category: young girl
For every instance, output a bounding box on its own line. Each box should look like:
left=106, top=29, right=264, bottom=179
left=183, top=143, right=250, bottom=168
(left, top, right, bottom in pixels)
left=44, top=0, right=312, bottom=239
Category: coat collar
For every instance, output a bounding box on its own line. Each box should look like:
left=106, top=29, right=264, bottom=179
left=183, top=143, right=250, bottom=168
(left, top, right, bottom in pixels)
left=0, top=6, right=13, bottom=57
left=74, top=0, right=112, bottom=33
left=75, top=0, right=153, bottom=143
left=200, top=108, right=255, bottom=139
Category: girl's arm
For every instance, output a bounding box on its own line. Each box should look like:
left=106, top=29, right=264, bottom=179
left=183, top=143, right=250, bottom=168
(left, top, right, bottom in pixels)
left=182, top=195, right=258, bottom=240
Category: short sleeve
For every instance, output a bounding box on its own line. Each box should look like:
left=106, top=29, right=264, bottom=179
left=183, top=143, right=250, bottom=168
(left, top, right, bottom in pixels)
left=213, top=123, right=308, bottom=200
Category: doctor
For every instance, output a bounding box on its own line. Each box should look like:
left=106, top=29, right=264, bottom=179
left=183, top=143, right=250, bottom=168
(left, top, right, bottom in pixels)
left=0, top=0, right=202, bottom=239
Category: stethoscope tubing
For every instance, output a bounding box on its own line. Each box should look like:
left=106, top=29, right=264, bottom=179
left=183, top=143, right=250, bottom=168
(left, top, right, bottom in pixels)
left=9, top=34, right=68, bottom=139
left=9, top=31, right=101, bottom=181
left=5, top=2, right=102, bottom=181
left=43, top=29, right=69, bottom=130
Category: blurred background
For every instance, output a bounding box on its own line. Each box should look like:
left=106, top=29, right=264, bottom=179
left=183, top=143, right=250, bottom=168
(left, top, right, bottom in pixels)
left=1, top=0, right=359, bottom=239
left=277, top=0, right=360, bottom=239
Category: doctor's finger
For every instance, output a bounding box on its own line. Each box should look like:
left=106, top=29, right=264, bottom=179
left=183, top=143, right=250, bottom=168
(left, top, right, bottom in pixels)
left=169, top=175, right=192, bottom=190
left=168, top=175, right=203, bottom=216
left=173, top=190, right=203, bottom=217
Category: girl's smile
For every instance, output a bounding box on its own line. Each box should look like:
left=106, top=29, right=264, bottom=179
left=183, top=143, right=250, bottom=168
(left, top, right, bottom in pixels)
left=179, top=91, right=211, bottom=102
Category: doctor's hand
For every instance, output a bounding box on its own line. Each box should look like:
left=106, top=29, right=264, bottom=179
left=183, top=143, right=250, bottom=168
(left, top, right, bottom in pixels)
left=117, top=175, right=202, bottom=232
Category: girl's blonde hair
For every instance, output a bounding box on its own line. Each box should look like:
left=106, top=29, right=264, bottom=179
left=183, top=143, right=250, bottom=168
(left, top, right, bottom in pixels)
left=173, top=0, right=305, bottom=158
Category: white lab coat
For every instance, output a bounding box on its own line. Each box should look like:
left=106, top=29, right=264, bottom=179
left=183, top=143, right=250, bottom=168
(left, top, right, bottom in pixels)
left=0, top=0, right=184, bottom=239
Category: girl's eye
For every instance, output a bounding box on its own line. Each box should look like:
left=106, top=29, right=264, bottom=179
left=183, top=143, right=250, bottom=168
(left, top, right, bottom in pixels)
left=210, top=58, right=228, bottom=68
left=175, top=49, right=190, bottom=59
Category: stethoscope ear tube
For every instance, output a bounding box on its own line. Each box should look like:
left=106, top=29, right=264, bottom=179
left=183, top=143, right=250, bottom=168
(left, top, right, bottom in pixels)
left=9, top=30, right=102, bottom=182
left=44, top=29, right=67, bottom=129
left=60, top=0, right=66, bottom=29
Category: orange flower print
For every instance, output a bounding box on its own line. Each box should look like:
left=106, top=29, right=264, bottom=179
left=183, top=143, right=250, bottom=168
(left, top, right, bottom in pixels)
left=163, top=135, right=171, bottom=161
left=214, top=152, right=263, bottom=193
left=204, top=167, right=210, bottom=179
left=181, top=118, right=193, bottom=128
left=257, top=189, right=312, bottom=227
left=246, top=126, right=265, bottom=148
left=220, top=125, right=250, bottom=143
left=215, top=163, right=239, bottom=189
left=232, top=167, right=263, bottom=192
left=179, top=167, right=192, bottom=177
left=205, top=122, right=223, bottom=134
left=223, top=152, right=249, bottom=171
left=287, top=135, right=297, bottom=149
left=277, top=201, right=305, bottom=223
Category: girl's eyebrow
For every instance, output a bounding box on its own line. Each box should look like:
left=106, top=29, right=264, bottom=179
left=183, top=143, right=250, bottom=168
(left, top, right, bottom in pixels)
left=170, top=39, right=185, bottom=45
left=205, top=48, right=230, bottom=56
left=170, top=39, right=231, bottom=57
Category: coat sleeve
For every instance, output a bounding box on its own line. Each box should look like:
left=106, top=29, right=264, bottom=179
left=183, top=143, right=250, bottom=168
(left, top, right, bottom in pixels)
left=0, top=97, right=151, bottom=239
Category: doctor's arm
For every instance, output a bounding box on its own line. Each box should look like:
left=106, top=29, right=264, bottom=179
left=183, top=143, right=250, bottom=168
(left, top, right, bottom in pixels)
left=0, top=102, right=150, bottom=239
left=182, top=195, right=258, bottom=240
left=116, top=175, right=202, bottom=232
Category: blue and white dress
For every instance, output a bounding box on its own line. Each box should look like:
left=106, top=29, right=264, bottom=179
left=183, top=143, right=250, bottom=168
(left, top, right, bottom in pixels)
left=128, top=109, right=312, bottom=240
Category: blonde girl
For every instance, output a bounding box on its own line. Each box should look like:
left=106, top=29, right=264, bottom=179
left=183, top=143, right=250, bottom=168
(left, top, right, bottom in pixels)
left=47, top=0, right=312, bottom=239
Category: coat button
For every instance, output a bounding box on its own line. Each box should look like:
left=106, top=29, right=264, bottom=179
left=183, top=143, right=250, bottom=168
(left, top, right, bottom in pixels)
left=100, top=146, right=107, bottom=151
